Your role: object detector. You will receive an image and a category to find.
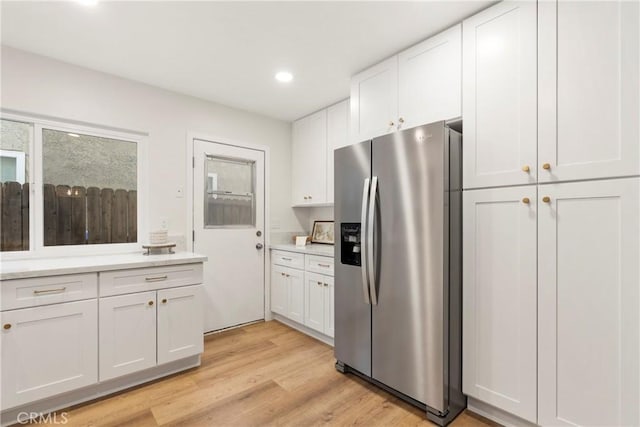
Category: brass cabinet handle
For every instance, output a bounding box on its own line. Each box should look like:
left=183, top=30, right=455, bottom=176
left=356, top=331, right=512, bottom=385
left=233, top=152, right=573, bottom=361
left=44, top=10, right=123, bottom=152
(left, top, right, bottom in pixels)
left=318, top=263, right=331, bottom=268
left=522, top=197, right=530, bottom=204
left=542, top=196, right=551, bottom=203
left=286, top=274, right=290, bottom=278
left=281, top=272, right=285, bottom=276
left=33, top=287, right=66, bottom=295
left=303, top=196, right=308, bottom=200
left=308, top=195, right=312, bottom=199
left=148, top=301, right=154, bottom=306
left=3, top=324, right=11, bottom=330
left=317, top=281, right=323, bottom=285
left=162, top=299, right=167, bottom=304
left=398, top=117, right=405, bottom=124
left=522, top=165, right=530, bottom=173
left=145, top=275, right=168, bottom=282
left=282, top=257, right=292, bottom=261
left=324, top=283, right=328, bottom=287
left=389, top=121, right=395, bottom=127
left=542, top=163, right=551, bottom=170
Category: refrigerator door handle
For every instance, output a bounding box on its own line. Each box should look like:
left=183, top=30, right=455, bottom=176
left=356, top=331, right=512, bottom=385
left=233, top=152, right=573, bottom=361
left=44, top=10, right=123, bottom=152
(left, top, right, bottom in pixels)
left=367, top=176, right=378, bottom=305
left=360, top=178, right=371, bottom=305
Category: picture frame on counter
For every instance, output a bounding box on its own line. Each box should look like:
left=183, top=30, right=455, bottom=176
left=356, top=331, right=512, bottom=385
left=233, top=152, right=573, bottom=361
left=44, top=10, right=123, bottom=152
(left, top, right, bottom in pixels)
left=311, top=221, right=334, bottom=245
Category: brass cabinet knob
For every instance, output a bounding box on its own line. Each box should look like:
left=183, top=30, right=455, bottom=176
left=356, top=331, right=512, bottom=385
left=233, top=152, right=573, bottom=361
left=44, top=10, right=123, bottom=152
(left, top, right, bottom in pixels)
left=317, top=281, right=322, bottom=285
left=148, top=301, right=154, bottom=306
left=542, top=196, right=551, bottom=203
left=308, top=195, right=312, bottom=199
left=522, top=197, right=530, bottom=204
left=522, top=165, right=530, bottom=173
left=542, top=163, right=551, bottom=170
left=303, top=196, right=308, bottom=200
left=389, top=121, right=395, bottom=127
left=286, top=274, right=290, bottom=278
left=162, top=299, right=167, bottom=304
left=281, top=272, right=285, bottom=276
left=398, top=117, right=405, bottom=124
left=324, top=283, right=328, bottom=287
left=3, top=324, right=11, bottom=330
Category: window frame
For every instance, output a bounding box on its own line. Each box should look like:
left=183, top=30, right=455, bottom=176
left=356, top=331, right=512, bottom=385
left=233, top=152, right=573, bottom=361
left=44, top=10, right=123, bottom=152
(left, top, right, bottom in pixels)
left=1, top=111, right=148, bottom=259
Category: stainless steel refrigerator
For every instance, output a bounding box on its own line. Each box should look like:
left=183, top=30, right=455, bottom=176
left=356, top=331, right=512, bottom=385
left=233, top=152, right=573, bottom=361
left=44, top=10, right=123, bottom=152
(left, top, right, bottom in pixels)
left=334, top=121, right=465, bottom=426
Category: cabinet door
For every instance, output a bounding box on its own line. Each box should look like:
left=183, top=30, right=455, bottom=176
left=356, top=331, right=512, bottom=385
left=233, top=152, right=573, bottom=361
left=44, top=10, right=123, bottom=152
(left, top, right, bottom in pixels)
left=323, top=275, right=334, bottom=338
left=538, top=178, right=640, bottom=426
left=291, top=109, right=327, bottom=206
left=350, top=56, right=398, bottom=143
left=99, top=291, right=156, bottom=381
left=1, top=300, right=98, bottom=410
left=286, top=268, right=305, bottom=324
left=398, top=24, right=461, bottom=130
left=462, top=186, right=537, bottom=422
left=270, top=264, right=288, bottom=315
left=539, top=1, right=639, bottom=183
left=157, top=285, right=204, bottom=365
left=304, top=272, right=325, bottom=333
left=462, top=1, right=537, bottom=189
left=326, top=99, right=349, bottom=204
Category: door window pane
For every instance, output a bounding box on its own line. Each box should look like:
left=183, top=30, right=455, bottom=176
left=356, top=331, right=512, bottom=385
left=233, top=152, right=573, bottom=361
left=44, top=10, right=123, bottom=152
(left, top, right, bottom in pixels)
left=42, top=129, right=137, bottom=245
left=1, top=119, right=31, bottom=251
left=204, top=155, right=255, bottom=227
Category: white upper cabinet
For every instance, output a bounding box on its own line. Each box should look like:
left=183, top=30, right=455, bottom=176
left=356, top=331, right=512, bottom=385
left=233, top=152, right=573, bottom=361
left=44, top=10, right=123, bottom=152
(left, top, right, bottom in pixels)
left=538, top=1, right=640, bottom=182
left=462, top=185, right=537, bottom=422
left=350, top=56, right=398, bottom=143
left=351, top=25, right=463, bottom=143
left=538, top=178, right=640, bottom=426
left=462, top=1, right=537, bottom=189
left=326, top=99, right=349, bottom=204
left=291, top=109, right=327, bottom=206
left=398, top=24, right=461, bottom=130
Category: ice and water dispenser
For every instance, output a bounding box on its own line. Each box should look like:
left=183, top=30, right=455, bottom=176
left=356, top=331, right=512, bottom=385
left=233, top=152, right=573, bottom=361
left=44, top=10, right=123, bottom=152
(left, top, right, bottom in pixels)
left=340, top=223, right=361, bottom=266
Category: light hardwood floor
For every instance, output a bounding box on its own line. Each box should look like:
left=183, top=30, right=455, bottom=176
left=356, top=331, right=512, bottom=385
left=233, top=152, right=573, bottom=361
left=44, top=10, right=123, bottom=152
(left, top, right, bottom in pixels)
left=42, top=321, right=497, bottom=426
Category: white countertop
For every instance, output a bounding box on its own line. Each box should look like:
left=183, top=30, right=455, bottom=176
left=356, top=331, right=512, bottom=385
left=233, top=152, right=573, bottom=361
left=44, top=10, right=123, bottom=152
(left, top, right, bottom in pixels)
left=0, top=252, right=207, bottom=280
left=270, top=243, right=334, bottom=257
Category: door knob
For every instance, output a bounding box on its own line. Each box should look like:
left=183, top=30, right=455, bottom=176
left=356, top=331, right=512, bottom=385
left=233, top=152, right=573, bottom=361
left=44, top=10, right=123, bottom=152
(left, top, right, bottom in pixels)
left=256, top=243, right=264, bottom=250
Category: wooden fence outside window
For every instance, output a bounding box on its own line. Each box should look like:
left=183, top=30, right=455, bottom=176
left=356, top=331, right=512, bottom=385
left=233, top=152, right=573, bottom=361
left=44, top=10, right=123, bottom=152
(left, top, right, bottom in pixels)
left=1, top=182, right=136, bottom=251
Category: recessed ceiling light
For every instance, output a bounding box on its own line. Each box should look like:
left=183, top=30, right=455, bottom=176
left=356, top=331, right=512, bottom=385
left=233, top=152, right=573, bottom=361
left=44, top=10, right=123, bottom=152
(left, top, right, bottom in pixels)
left=76, top=0, right=99, bottom=7
left=68, top=133, right=80, bottom=138
left=275, top=71, right=293, bottom=83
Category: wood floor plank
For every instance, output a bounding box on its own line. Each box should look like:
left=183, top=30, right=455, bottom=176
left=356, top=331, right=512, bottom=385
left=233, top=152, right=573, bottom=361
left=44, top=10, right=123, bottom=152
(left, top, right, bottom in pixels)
left=41, top=320, right=495, bottom=427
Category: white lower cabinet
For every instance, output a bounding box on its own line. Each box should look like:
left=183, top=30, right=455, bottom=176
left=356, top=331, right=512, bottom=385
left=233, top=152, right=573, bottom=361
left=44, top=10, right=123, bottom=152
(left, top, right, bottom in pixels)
left=271, top=249, right=334, bottom=340
left=0, top=299, right=98, bottom=410
left=157, top=285, right=204, bottom=364
left=286, top=268, right=305, bottom=324
left=99, top=291, right=158, bottom=381
left=462, top=186, right=537, bottom=422
left=100, top=284, right=204, bottom=380
left=464, top=178, right=640, bottom=426
left=538, top=178, right=640, bottom=426
left=304, top=272, right=334, bottom=338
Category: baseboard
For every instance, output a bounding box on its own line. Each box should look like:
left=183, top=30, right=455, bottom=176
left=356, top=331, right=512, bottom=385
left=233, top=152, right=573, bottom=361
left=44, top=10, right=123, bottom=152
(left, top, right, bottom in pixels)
left=467, top=397, right=538, bottom=427
left=271, top=315, right=334, bottom=347
left=1, top=355, right=200, bottom=427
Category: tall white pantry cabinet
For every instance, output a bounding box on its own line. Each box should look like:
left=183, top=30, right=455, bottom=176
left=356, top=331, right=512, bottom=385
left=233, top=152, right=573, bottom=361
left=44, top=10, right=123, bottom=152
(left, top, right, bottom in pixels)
left=462, top=1, right=640, bottom=426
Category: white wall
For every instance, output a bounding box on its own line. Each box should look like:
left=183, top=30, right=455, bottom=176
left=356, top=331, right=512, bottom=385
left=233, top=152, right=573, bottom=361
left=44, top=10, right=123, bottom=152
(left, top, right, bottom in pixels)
left=0, top=46, right=306, bottom=245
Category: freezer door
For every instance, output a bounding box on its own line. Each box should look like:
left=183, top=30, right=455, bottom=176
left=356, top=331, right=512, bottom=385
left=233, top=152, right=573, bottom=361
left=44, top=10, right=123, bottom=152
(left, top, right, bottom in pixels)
left=371, top=122, right=447, bottom=412
left=334, top=140, right=372, bottom=377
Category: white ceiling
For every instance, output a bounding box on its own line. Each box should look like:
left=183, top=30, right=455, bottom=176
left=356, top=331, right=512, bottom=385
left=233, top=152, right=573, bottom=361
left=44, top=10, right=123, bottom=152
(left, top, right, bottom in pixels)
left=1, top=1, right=493, bottom=122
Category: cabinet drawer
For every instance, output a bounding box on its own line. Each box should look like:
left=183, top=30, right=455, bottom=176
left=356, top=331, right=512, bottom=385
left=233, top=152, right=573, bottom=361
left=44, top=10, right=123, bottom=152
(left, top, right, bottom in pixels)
left=0, top=273, right=98, bottom=311
left=271, top=250, right=304, bottom=269
left=305, top=255, right=334, bottom=276
left=99, top=264, right=203, bottom=297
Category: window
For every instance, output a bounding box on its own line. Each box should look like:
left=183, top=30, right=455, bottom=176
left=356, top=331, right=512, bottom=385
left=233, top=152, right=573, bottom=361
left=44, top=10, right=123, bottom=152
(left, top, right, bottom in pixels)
left=0, top=115, right=145, bottom=256
left=204, top=155, right=255, bottom=227
left=0, top=119, right=32, bottom=251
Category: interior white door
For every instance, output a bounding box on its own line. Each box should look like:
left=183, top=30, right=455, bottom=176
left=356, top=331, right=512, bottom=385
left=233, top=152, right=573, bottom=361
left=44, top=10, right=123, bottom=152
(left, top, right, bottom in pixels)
left=538, top=1, right=640, bottom=182
left=538, top=178, right=640, bottom=426
left=462, top=185, right=537, bottom=422
left=193, top=139, right=265, bottom=332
